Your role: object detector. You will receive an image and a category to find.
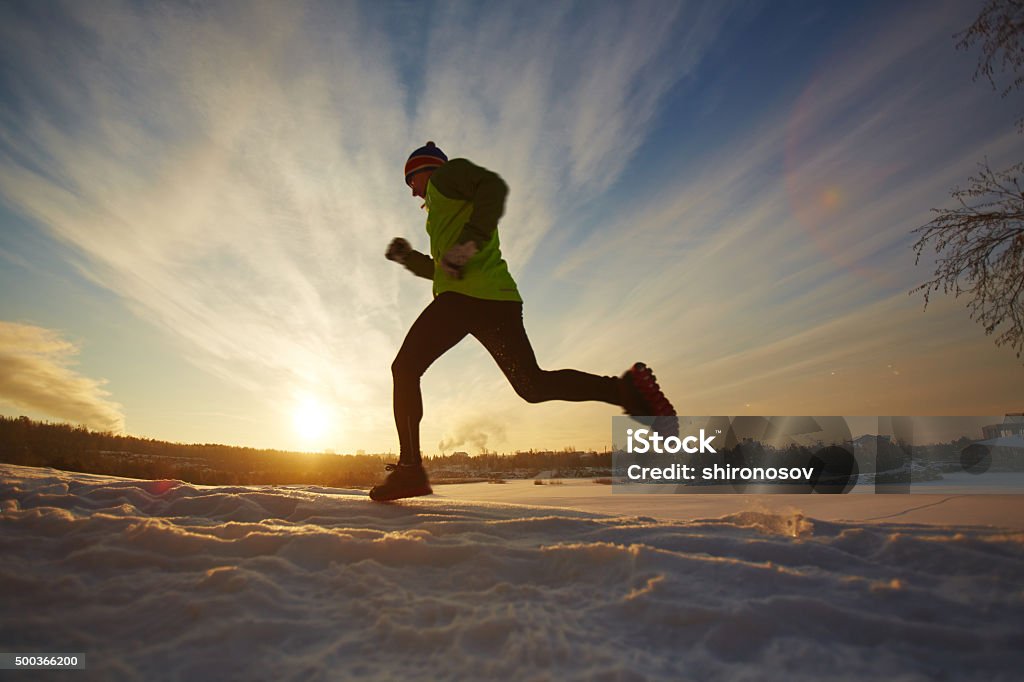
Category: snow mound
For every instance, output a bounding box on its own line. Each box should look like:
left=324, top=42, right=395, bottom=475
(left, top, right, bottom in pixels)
left=2, top=464, right=1023, bottom=681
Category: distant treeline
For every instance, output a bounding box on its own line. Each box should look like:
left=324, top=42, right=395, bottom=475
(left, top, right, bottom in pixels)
left=0, top=416, right=611, bottom=487
left=425, top=449, right=612, bottom=475
left=0, top=416, right=386, bottom=487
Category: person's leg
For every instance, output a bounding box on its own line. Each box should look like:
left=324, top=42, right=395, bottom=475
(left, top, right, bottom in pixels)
left=470, top=300, right=621, bottom=405
left=391, top=293, right=471, bottom=464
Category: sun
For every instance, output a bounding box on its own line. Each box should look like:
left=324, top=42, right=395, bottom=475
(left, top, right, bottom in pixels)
left=292, top=395, right=331, bottom=443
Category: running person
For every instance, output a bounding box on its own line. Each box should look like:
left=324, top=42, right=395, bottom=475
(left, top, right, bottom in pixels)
left=370, top=142, right=676, bottom=501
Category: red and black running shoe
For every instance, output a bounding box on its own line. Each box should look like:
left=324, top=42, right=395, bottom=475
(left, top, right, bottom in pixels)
left=620, top=362, right=679, bottom=437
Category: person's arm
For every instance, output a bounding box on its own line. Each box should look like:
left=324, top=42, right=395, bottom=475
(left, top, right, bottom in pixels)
left=402, top=251, right=435, bottom=280
left=429, top=158, right=508, bottom=248
left=386, top=238, right=434, bottom=280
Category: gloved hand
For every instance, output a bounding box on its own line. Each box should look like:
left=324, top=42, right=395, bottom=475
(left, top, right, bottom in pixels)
left=385, top=237, right=412, bottom=264
left=440, top=241, right=479, bottom=279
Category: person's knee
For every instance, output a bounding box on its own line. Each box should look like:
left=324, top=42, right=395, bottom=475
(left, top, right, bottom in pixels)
left=392, top=354, right=418, bottom=382
left=513, top=381, right=546, bottom=404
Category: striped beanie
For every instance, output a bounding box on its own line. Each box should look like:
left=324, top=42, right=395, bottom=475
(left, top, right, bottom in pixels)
left=404, top=141, right=448, bottom=184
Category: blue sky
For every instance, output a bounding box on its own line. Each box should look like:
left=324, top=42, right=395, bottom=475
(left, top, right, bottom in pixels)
left=0, top=0, right=1021, bottom=454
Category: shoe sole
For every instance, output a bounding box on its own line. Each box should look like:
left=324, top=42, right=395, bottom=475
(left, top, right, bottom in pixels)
left=369, top=485, right=433, bottom=502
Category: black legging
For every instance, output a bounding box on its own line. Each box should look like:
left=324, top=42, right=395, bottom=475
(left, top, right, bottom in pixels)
left=392, top=292, right=621, bottom=463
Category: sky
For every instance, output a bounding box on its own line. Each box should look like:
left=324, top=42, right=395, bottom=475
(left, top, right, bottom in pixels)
left=0, top=0, right=1021, bottom=456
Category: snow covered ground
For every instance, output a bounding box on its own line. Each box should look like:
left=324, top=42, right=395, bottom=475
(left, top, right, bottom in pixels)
left=440, top=476, right=1024, bottom=529
left=2, top=464, right=1023, bottom=681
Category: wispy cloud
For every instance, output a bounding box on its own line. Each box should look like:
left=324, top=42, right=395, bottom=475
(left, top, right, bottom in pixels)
left=0, top=1, right=421, bottom=444
left=0, top=321, right=124, bottom=431
left=414, top=1, right=737, bottom=265
left=1, top=1, right=1019, bottom=452
left=486, top=1, right=1024, bottom=445
left=0, top=1, right=737, bottom=449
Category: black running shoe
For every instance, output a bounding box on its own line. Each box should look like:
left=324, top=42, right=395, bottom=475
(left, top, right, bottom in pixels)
left=369, top=462, right=433, bottom=501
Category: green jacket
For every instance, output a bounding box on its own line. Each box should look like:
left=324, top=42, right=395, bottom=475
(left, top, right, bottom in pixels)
left=402, top=158, right=522, bottom=302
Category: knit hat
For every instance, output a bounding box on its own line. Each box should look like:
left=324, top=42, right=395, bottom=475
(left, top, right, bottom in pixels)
left=404, top=141, right=448, bottom=184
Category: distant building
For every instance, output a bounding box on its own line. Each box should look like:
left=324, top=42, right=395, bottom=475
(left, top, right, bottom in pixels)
left=976, top=415, right=1024, bottom=470
left=852, top=434, right=891, bottom=448
left=982, top=414, right=1024, bottom=440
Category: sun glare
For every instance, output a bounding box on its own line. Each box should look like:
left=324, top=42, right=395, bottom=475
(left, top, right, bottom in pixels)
left=292, top=395, right=331, bottom=443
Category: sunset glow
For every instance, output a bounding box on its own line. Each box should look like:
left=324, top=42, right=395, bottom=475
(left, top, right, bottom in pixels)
left=0, top=1, right=1020, bottom=454
left=292, top=395, right=331, bottom=444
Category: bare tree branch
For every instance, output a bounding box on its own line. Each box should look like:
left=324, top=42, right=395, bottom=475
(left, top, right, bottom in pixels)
left=913, top=1, right=1024, bottom=361
left=912, top=160, right=1024, bottom=358
left=956, top=0, right=1024, bottom=129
